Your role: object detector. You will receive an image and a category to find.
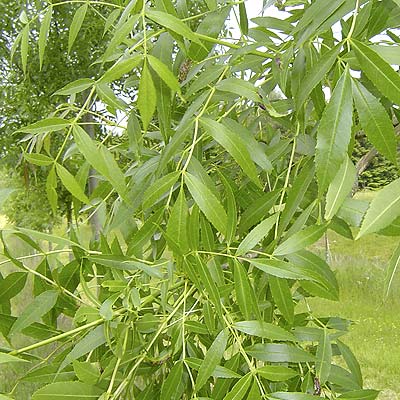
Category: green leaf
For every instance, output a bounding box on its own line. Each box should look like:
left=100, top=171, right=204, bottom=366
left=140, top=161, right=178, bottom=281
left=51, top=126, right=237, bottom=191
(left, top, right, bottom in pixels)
left=337, top=340, right=363, bottom=388
left=0, top=272, right=27, bottom=303
left=32, top=382, right=102, bottom=400
left=249, top=259, right=315, bottom=281
left=268, top=276, right=294, bottom=324
left=352, top=39, right=400, bottom=105
left=138, top=62, right=157, bottom=131
left=19, top=118, right=70, bottom=134
left=46, top=167, right=58, bottom=214
left=295, top=43, right=342, bottom=110
left=0, top=188, right=17, bottom=209
left=200, top=117, right=260, bottom=186
left=357, top=178, right=400, bottom=238
left=274, top=224, right=327, bottom=256
left=166, top=188, right=189, bottom=254
left=146, top=10, right=202, bottom=45
left=10, top=290, right=58, bottom=335
left=256, top=365, right=299, bottom=382
left=338, top=390, right=379, bottom=400
left=234, top=321, right=295, bottom=341
left=384, top=242, right=400, bottom=299
left=223, top=372, right=252, bottom=400
left=325, top=156, right=356, bottom=220
left=21, top=24, right=29, bottom=75
left=39, top=7, right=52, bottom=70
left=185, top=172, right=227, bottom=236
left=234, top=261, right=260, bottom=320
left=270, top=393, right=317, bottom=400
left=316, top=329, right=332, bottom=384
left=160, top=362, right=184, bottom=400
left=73, top=361, right=99, bottom=385
left=68, top=4, right=88, bottom=53
left=148, top=55, right=181, bottom=95
left=238, top=3, right=249, bottom=36
left=0, top=353, right=28, bottom=365
left=54, top=79, right=94, bottom=96
left=236, top=214, right=277, bottom=256
left=329, top=365, right=361, bottom=391
left=195, top=329, right=228, bottom=390
left=96, top=83, right=127, bottom=111
left=315, top=67, right=353, bottom=195
left=220, top=173, right=237, bottom=244
left=142, top=171, right=180, bottom=209
left=17, top=227, right=84, bottom=249
left=352, top=80, right=397, bottom=164
left=56, top=164, right=89, bottom=204
left=60, top=325, right=106, bottom=370
left=215, top=78, right=260, bottom=103
left=99, top=54, right=142, bottom=83
left=185, top=358, right=241, bottom=379
left=24, top=153, right=53, bottom=166
left=246, top=343, right=315, bottom=362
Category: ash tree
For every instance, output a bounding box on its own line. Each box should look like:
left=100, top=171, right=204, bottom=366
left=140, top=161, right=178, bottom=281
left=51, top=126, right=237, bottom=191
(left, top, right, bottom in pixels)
left=0, top=0, right=399, bottom=399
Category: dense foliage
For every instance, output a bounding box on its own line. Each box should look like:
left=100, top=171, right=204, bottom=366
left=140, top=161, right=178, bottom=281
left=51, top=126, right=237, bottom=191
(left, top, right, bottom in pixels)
left=1, top=0, right=400, bottom=399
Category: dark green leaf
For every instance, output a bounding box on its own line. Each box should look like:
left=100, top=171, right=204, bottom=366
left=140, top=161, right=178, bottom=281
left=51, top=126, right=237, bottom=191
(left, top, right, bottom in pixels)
left=138, top=62, right=157, bottom=131
left=32, top=382, right=102, bottom=400
left=246, top=343, right=315, bottom=362
left=256, top=365, right=298, bottom=382
left=223, top=372, right=252, bottom=400
left=142, top=171, right=180, bottom=209
left=316, top=329, right=332, bottom=384
left=269, top=276, right=294, bottom=324
left=234, top=321, right=295, bottom=341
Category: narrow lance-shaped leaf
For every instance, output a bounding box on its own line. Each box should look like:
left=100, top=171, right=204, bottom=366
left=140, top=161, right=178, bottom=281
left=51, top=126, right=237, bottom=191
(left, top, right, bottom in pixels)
left=54, top=79, right=94, bottom=96
left=148, top=54, right=182, bottom=96
left=99, top=54, right=142, bottom=83
left=31, top=382, right=103, bottom=400
left=10, top=290, right=58, bottom=335
left=56, top=164, right=89, bottom=204
left=68, top=4, right=88, bottom=53
left=138, top=61, right=156, bottom=132
left=0, top=272, right=28, bottom=303
left=316, top=328, right=332, bottom=384
left=257, top=365, right=299, bottom=382
left=246, top=343, right=315, bottom=362
left=234, top=320, right=295, bottom=341
left=357, top=177, right=400, bottom=238
left=337, top=340, right=363, bottom=388
left=315, top=67, right=353, bottom=195
left=185, top=172, right=227, bottom=236
left=223, top=372, right=252, bottom=400
left=352, top=79, right=397, bottom=164
left=269, top=276, right=294, bottom=324
left=200, top=117, right=260, bottom=186
left=142, top=171, right=180, bottom=209
left=325, top=156, right=356, bottom=220
left=351, top=39, right=400, bottom=105
left=236, top=214, right=277, bottom=256
left=195, top=329, right=228, bottom=390
left=238, top=2, right=249, bottom=36
left=21, top=24, right=29, bottom=75
left=160, top=362, right=184, bottom=400
left=39, top=7, right=52, bottom=70
left=384, top=242, right=400, bottom=299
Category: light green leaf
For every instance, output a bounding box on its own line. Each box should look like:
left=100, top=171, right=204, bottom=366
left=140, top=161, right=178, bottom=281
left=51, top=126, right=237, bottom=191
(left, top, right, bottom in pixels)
left=68, top=4, right=88, bottom=53
left=384, top=242, right=400, bottom=299
left=216, top=78, right=260, bottom=103
left=274, top=224, right=327, bottom=256
left=234, top=261, right=260, bottom=320
left=223, top=372, right=252, bottom=400
left=160, top=362, right=184, bottom=400
left=185, top=358, right=240, bottom=379
left=295, top=43, right=342, bottom=110
left=146, top=10, right=202, bottom=45
left=357, top=178, right=400, bottom=238
left=0, top=353, right=28, bottom=365
left=138, top=62, right=157, bottom=131
left=54, top=79, right=94, bottom=96
left=17, top=228, right=84, bottom=249
left=325, top=156, right=356, bottom=220
left=96, top=83, right=127, bottom=111
left=10, top=290, right=58, bottom=335
left=236, top=214, right=277, bottom=256
left=0, top=272, right=27, bottom=303
left=39, top=7, right=52, bottom=70
left=148, top=54, right=181, bottom=95
left=352, top=39, right=400, bottom=105
left=73, top=361, right=99, bottom=385
left=220, top=173, right=237, bottom=244
left=99, top=54, right=142, bottom=83
left=185, top=172, right=227, bottom=236
left=21, top=24, right=29, bottom=75
left=196, top=329, right=228, bottom=390
left=269, top=276, right=294, bottom=324
left=316, top=329, right=332, bottom=384
left=316, top=67, right=353, bottom=195
left=24, top=153, right=53, bottom=166
left=56, top=164, right=89, bottom=204
left=60, top=325, right=106, bottom=370
left=246, top=343, right=315, bottom=362
left=19, top=118, right=70, bottom=134
left=256, top=365, right=298, bottom=381
left=338, top=390, right=379, bottom=400
left=200, top=117, right=260, bottom=186
left=234, top=321, right=295, bottom=341
left=166, top=188, right=189, bottom=254
left=270, top=393, right=317, bottom=400
left=0, top=188, right=17, bottom=209
left=32, top=382, right=102, bottom=400
left=352, top=79, right=397, bottom=164
left=238, top=3, right=249, bottom=36
left=142, top=171, right=180, bottom=209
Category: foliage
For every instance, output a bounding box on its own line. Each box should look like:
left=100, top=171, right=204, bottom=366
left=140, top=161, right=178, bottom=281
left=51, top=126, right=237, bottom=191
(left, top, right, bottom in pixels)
left=1, top=0, right=400, bottom=399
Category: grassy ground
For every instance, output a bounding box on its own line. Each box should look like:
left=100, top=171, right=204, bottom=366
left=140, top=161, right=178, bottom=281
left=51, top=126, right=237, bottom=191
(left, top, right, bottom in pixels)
left=0, top=193, right=399, bottom=398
